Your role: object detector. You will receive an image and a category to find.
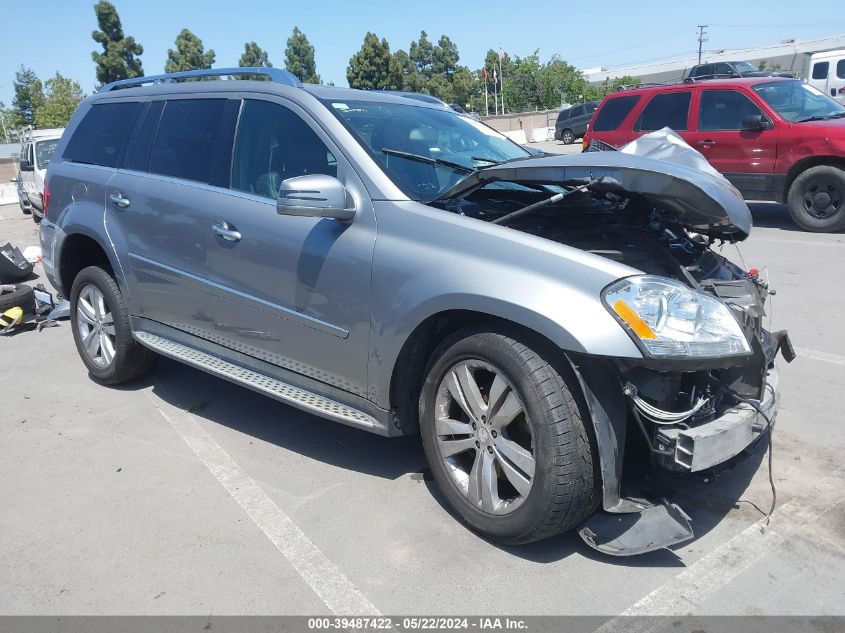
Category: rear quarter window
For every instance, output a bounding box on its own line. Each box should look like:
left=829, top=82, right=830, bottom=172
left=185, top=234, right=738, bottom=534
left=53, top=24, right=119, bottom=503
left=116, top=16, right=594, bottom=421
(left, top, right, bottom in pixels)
left=63, top=101, right=142, bottom=168
left=592, top=95, right=640, bottom=132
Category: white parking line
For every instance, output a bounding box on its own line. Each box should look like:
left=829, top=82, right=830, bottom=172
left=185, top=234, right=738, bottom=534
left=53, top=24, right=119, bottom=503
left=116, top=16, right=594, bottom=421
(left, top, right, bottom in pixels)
left=594, top=470, right=845, bottom=632
left=753, top=238, right=845, bottom=248
left=794, top=346, right=845, bottom=368
left=145, top=391, right=380, bottom=616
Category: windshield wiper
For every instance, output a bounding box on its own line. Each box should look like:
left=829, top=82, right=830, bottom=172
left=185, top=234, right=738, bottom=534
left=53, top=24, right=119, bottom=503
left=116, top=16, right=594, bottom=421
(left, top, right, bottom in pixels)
left=797, top=114, right=838, bottom=122
left=470, top=155, right=502, bottom=164
left=380, top=147, right=474, bottom=173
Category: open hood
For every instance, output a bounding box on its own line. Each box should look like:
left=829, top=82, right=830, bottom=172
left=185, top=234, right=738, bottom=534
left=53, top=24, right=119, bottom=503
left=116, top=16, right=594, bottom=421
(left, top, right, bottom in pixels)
left=439, top=130, right=752, bottom=240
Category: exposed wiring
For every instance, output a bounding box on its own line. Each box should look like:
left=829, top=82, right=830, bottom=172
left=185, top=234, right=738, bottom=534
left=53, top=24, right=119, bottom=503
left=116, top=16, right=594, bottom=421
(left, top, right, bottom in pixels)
left=729, top=391, right=777, bottom=530
left=623, top=382, right=708, bottom=424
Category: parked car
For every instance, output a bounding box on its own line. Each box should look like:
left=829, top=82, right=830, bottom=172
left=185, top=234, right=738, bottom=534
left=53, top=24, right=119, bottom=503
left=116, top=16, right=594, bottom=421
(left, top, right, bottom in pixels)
left=685, top=60, right=793, bottom=82
left=40, top=68, right=791, bottom=555
left=583, top=77, right=845, bottom=231
left=806, top=49, right=845, bottom=104
left=554, top=101, right=599, bottom=144
left=16, top=126, right=64, bottom=223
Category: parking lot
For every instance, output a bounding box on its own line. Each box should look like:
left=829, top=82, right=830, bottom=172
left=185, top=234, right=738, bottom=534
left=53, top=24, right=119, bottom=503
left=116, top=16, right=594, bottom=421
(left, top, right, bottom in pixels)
left=2, top=181, right=845, bottom=617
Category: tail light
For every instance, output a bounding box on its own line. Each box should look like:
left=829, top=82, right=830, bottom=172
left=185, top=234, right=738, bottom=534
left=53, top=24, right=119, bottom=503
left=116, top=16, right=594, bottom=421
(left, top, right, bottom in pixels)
left=42, top=182, right=50, bottom=219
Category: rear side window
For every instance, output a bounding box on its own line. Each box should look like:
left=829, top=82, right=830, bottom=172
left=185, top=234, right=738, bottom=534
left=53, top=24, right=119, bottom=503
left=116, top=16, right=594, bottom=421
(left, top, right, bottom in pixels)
left=592, top=95, right=640, bottom=132
left=124, top=101, right=164, bottom=172
left=698, top=90, right=763, bottom=130
left=557, top=109, right=571, bottom=121
left=838, top=60, right=845, bottom=79
left=635, top=92, right=691, bottom=131
left=63, top=102, right=141, bottom=168
left=812, top=62, right=829, bottom=80
left=571, top=105, right=585, bottom=118
left=149, top=99, right=227, bottom=184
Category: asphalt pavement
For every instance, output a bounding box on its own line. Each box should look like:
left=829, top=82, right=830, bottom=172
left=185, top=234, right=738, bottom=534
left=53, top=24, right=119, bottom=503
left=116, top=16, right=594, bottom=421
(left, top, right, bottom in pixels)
left=1, top=194, right=844, bottom=617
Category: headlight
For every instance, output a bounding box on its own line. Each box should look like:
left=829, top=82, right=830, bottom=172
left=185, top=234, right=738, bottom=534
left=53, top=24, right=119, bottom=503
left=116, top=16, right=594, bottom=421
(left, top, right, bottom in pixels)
left=602, top=275, right=751, bottom=358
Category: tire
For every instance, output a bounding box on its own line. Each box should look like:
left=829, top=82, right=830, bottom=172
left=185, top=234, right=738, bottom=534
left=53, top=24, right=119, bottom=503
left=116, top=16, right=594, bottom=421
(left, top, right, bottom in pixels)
left=0, top=283, right=35, bottom=314
left=786, top=165, right=845, bottom=232
left=70, top=266, right=157, bottom=384
left=419, top=326, right=598, bottom=544
left=31, top=210, right=42, bottom=224
left=20, top=201, right=31, bottom=215
left=562, top=129, right=575, bottom=145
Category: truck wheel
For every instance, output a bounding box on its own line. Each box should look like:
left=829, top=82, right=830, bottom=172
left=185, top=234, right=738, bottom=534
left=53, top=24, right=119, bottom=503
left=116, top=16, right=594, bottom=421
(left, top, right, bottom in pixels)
left=419, top=327, right=598, bottom=544
left=787, top=166, right=845, bottom=232
left=70, top=266, right=157, bottom=384
left=562, top=129, right=575, bottom=145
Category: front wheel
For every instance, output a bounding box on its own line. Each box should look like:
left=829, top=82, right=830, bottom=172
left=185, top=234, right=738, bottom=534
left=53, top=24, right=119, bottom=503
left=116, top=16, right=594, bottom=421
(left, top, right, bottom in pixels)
left=70, top=266, right=158, bottom=384
left=786, top=165, right=845, bottom=232
left=419, top=327, right=598, bottom=544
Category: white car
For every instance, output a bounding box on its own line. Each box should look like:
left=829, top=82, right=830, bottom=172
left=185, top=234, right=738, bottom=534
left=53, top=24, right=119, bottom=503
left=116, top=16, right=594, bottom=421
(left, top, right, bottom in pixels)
left=807, top=49, right=845, bottom=104
left=17, top=127, right=64, bottom=223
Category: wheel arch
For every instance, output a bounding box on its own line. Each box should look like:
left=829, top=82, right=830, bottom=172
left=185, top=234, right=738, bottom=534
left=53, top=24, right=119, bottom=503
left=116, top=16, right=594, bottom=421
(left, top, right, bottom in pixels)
left=782, top=156, right=845, bottom=202
left=58, top=231, right=117, bottom=298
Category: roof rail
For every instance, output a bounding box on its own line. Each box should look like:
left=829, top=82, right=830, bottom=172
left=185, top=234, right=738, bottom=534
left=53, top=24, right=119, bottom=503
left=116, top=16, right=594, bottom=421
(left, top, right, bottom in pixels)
left=98, top=67, right=301, bottom=93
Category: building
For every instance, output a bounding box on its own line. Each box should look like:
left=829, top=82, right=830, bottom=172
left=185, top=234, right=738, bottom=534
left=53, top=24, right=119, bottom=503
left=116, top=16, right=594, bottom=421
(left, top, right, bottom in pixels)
left=584, top=34, right=845, bottom=84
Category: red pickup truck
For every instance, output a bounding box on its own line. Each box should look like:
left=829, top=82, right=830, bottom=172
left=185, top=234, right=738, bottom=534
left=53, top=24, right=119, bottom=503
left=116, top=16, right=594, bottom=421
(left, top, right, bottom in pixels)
left=583, top=78, right=845, bottom=231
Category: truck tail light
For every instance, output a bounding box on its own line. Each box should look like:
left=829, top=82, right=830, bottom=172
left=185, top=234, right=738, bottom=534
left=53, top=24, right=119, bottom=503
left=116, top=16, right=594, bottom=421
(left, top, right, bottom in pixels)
left=42, top=182, right=50, bottom=219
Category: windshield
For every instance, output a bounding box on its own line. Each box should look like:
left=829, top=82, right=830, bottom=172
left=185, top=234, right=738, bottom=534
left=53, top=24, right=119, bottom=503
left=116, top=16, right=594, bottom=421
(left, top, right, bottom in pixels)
left=326, top=99, right=530, bottom=201
left=753, top=80, right=845, bottom=122
left=733, top=61, right=757, bottom=74
left=35, top=139, right=60, bottom=168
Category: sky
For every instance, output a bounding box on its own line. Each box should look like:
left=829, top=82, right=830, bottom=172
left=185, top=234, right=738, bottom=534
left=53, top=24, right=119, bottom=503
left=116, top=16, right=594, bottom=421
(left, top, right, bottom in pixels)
left=2, top=0, right=845, bottom=106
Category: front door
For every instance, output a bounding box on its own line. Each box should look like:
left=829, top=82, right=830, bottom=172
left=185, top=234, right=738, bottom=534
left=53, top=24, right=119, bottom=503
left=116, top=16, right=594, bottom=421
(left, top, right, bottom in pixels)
left=687, top=88, right=779, bottom=197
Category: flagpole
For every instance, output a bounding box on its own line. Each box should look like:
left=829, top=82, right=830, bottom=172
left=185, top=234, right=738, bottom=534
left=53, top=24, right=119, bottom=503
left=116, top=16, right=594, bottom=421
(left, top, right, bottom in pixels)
left=484, top=81, right=489, bottom=116
left=498, top=48, right=505, bottom=115
left=493, top=74, right=498, bottom=116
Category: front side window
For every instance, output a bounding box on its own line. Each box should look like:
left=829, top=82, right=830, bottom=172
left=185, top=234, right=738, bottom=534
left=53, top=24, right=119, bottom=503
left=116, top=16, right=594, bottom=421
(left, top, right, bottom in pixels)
left=812, top=62, right=829, bottom=80
left=753, top=80, right=845, bottom=122
left=713, top=63, right=735, bottom=76
left=733, top=61, right=757, bottom=74
left=63, top=102, right=141, bottom=168
left=35, top=139, right=60, bottom=168
left=231, top=99, right=337, bottom=199
left=592, top=95, right=640, bottom=132
left=326, top=99, right=529, bottom=201
left=698, top=90, right=763, bottom=130
left=635, top=91, right=691, bottom=131
left=149, top=99, right=227, bottom=184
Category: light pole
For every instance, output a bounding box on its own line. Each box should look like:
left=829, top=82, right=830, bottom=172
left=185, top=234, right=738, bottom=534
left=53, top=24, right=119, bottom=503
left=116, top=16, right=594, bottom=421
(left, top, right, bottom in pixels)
left=0, top=84, right=9, bottom=143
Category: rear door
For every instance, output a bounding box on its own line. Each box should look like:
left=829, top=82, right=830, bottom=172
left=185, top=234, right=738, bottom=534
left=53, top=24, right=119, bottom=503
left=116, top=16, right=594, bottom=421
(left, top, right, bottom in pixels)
left=808, top=58, right=831, bottom=97
left=687, top=88, right=779, bottom=197
left=833, top=58, right=845, bottom=104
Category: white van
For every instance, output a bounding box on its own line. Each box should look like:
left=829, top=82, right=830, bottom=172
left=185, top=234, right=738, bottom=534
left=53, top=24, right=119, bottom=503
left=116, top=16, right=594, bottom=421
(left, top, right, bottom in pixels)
left=16, top=126, right=64, bottom=223
left=807, top=49, right=845, bottom=104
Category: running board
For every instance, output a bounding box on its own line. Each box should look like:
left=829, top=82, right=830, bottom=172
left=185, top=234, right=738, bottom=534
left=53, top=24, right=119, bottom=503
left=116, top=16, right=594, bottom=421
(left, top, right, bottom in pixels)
left=134, top=332, right=378, bottom=429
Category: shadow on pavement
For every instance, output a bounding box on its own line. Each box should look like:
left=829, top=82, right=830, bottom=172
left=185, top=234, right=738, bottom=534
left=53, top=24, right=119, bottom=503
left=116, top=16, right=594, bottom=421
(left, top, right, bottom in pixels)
left=112, top=352, right=768, bottom=568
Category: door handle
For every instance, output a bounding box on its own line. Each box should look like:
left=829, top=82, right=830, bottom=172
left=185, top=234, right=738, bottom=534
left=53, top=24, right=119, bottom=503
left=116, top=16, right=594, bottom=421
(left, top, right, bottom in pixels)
left=696, top=139, right=716, bottom=146
left=109, top=192, right=130, bottom=208
left=211, top=221, right=241, bottom=242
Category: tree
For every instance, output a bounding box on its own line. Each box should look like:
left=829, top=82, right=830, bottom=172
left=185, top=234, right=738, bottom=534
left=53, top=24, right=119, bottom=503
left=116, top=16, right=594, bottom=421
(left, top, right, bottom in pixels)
left=12, top=66, right=44, bottom=127
left=409, top=31, right=435, bottom=81
left=34, top=73, right=84, bottom=129
left=239, top=41, right=272, bottom=67
left=538, top=56, right=589, bottom=109
left=91, top=0, right=144, bottom=86
left=285, top=27, right=320, bottom=83
left=758, top=59, right=782, bottom=72
left=165, top=29, right=215, bottom=72
left=432, top=35, right=459, bottom=80
left=346, top=32, right=391, bottom=90
left=502, top=52, right=543, bottom=112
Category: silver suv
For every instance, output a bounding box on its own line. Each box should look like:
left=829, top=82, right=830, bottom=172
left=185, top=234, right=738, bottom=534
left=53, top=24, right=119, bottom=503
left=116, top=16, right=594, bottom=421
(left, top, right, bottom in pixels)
left=39, top=68, right=792, bottom=556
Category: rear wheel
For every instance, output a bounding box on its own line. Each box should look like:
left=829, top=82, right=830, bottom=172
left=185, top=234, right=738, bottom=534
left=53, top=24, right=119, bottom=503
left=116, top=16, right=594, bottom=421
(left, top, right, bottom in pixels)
left=786, top=165, right=845, bottom=232
left=562, top=129, right=575, bottom=145
left=419, top=327, right=598, bottom=544
left=70, top=266, right=157, bottom=384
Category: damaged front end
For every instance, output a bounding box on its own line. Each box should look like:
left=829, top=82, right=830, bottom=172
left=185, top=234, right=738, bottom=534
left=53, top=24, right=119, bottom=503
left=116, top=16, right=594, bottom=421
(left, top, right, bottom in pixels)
left=433, top=131, right=795, bottom=555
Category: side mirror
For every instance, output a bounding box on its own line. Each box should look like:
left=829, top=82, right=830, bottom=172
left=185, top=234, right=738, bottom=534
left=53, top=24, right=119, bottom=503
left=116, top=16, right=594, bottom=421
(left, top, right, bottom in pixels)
left=276, top=174, right=355, bottom=222
left=19, top=159, right=34, bottom=172
left=10, top=177, right=18, bottom=183
left=742, top=114, right=772, bottom=131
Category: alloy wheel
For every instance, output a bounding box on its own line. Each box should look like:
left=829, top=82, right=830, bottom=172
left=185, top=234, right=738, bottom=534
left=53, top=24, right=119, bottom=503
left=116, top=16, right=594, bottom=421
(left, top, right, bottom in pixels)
left=434, top=359, right=535, bottom=515
left=75, top=284, right=116, bottom=368
left=802, top=177, right=842, bottom=219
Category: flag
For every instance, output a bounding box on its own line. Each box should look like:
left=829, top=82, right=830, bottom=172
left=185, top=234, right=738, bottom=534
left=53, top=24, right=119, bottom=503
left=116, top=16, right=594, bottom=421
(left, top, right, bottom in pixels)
left=493, top=69, right=498, bottom=83
left=483, top=67, right=488, bottom=81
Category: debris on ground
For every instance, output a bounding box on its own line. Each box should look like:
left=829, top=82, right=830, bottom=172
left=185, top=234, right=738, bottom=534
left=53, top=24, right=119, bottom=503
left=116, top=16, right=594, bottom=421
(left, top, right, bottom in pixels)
left=0, top=243, right=34, bottom=282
